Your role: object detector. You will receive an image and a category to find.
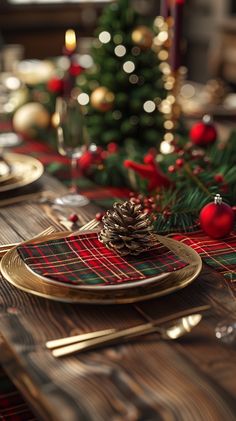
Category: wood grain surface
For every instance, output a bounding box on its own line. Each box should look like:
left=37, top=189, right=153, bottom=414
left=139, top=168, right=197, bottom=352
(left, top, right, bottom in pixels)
left=0, top=175, right=236, bottom=421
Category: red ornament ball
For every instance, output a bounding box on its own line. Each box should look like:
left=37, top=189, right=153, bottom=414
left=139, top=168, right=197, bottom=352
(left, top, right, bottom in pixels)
left=69, top=63, right=84, bottom=76
left=47, top=77, right=64, bottom=94
left=200, top=194, right=235, bottom=239
left=190, top=115, right=217, bottom=146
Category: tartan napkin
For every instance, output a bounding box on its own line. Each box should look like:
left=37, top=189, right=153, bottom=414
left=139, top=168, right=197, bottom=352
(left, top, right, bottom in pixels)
left=172, top=231, right=236, bottom=282
left=17, top=232, right=188, bottom=287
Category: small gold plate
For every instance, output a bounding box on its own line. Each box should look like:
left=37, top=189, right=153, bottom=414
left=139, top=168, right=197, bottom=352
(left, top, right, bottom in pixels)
left=0, top=233, right=202, bottom=304
left=0, top=153, right=44, bottom=193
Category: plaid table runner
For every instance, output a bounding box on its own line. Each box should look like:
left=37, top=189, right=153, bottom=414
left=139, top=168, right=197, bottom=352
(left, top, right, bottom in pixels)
left=17, top=232, right=188, bottom=286
left=172, top=231, right=236, bottom=283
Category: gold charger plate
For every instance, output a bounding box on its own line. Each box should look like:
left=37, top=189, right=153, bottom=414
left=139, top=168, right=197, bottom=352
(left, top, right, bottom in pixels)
left=0, top=232, right=202, bottom=304
left=0, top=153, right=44, bottom=193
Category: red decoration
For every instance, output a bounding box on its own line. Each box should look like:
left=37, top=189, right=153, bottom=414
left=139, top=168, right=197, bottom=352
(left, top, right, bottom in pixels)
left=47, top=78, right=64, bottom=94
left=68, top=213, right=78, bottom=223
left=95, top=212, right=105, bottom=221
left=69, top=63, right=84, bottom=77
left=200, top=194, right=235, bottom=239
left=168, top=165, right=176, bottom=173
left=78, top=149, right=103, bottom=174
left=214, top=174, right=224, bottom=184
left=190, top=115, right=217, bottom=146
left=124, top=153, right=172, bottom=191
left=107, top=142, right=119, bottom=154
left=176, top=158, right=184, bottom=168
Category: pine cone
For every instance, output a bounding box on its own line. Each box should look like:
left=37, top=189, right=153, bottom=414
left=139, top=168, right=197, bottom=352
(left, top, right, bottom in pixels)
left=98, top=200, right=159, bottom=256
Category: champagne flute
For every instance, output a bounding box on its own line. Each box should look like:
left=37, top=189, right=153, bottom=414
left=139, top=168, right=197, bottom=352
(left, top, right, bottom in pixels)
left=54, top=96, right=89, bottom=206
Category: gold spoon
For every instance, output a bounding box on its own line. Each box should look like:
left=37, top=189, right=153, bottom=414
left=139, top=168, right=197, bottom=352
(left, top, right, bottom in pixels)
left=51, top=313, right=203, bottom=358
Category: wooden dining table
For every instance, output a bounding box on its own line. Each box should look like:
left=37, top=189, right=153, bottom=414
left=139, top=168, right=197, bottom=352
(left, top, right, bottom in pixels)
left=0, top=173, right=236, bottom=421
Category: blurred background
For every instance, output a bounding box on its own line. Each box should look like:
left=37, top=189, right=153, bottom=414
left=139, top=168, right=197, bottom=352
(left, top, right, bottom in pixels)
left=0, top=0, right=236, bottom=86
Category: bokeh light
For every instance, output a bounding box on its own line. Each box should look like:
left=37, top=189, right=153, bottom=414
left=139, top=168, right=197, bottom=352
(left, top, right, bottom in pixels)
left=77, top=93, right=89, bottom=106
left=114, top=45, right=126, bottom=57
left=143, top=100, right=156, bottom=113
left=99, top=31, right=111, bottom=44
left=123, top=61, right=135, bottom=73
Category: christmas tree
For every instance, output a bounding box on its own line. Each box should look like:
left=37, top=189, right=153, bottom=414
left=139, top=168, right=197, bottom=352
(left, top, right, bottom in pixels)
left=78, top=0, right=166, bottom=151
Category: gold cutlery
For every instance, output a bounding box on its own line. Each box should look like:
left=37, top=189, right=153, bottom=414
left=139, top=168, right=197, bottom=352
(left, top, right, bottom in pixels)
left=0, top=190, right=56, bottom=208
left=46, top=328, right=116, bottom=350
left=0, top=226, right=55, bottom=258
left=47, top=305, right=210, bottom=358
left=73, top=218, right=100, bottom=233
left=0, top=218, right=100, bottom=258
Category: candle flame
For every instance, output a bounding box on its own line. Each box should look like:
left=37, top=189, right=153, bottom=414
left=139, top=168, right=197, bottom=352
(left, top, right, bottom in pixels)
left=65, top=29, right=76, bottom=52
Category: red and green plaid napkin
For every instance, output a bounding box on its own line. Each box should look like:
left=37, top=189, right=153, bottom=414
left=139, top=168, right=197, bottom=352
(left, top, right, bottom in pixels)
left=172, top=231, right=236, bottom=282
left=17, top=232, right=188, bottom=287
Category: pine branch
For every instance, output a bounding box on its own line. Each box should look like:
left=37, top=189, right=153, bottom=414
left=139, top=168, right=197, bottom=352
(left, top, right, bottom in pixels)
left=183, top=163, right=213, bottom=198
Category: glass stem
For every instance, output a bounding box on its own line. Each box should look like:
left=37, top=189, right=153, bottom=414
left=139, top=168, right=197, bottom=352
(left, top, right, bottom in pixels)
left=70, top=154, right=78, bottom=193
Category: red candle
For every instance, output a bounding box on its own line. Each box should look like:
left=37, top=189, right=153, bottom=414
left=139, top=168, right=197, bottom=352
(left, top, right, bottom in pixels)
left=170, top=0, right=185, bottom=72
left=160, top=0, right=169, bottom=19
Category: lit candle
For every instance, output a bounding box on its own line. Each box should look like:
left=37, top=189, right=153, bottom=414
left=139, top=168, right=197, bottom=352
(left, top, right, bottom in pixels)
left=170, top=0, right=184, bottom=72
left=63, top=29, right=77, bottom=97
left=160, top=0, right=169, bottom=19
left=65, top=29, right=76, bottom=55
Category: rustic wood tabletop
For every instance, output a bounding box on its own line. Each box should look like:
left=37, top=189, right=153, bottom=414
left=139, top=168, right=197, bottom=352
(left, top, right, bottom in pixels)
left=0, top=174, right=236, bottom=421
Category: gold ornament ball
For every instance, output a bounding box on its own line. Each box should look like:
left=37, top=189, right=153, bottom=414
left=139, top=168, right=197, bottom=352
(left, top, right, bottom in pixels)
left=13, top=102, right=50, bottom=137
left=131, top=26, right=154, bottom=50
left=90, top=87, right=115, bottom=112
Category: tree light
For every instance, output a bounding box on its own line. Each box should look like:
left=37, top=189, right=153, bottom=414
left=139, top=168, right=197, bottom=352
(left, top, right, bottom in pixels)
left=114, top=45, right=126, bottom=57
left=99, top=31, right=111, bottom=44
left=143, top=101, right=156, bottom=113
left=123, top=61, right=135, bottom=73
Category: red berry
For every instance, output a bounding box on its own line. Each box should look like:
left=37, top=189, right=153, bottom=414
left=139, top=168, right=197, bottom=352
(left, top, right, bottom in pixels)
left=176, top=158, right=184, bottom=168
left=163, top=209, right=171, bottom=218
left=214, top=174, right=224, bottom=183
left=95, top=212, right=105, bottom=221
left=101, top=151, right=108, bottom=159
left=168, top=165, right=175, bottom=173
left=68, top=213, right=78, bottom=223
left=193, top=166, right=202, bottom=175
left=107, top=142, right=118, bottom=153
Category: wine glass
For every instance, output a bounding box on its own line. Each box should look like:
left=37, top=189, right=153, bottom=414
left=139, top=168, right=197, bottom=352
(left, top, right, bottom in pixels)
left=54, top=96, right=89, bottom=206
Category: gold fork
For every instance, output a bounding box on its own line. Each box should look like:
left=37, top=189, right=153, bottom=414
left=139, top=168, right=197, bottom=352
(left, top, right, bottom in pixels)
left=0, top=218, right=100, bottom=258
left=0, top=226, right=55, bottom=257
